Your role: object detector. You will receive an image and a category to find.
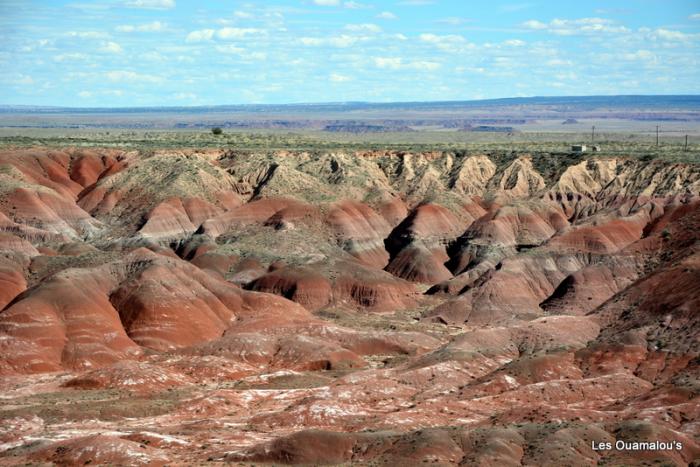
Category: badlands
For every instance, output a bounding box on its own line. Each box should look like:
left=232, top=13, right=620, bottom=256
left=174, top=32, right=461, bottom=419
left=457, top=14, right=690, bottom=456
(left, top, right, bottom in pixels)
left=0, top=146, right=698, bottom=466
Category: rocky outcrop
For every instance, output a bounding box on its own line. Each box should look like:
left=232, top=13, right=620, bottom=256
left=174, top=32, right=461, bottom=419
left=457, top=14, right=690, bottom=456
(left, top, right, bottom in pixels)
left=0, top=147, right=698, bottom=467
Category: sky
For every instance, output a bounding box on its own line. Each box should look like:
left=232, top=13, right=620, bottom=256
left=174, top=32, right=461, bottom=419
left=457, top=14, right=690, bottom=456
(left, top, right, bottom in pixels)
left=1, top=0, right=699, bottom=106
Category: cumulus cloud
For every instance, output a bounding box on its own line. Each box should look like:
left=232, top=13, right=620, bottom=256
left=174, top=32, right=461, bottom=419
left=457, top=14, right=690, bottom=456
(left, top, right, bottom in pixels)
left=300, top=35, right=368, bottom=47
left=343, top=1, right=371, bottom=8
left=215, top=44, right=245, bottom=54
left=419, top=33, right=467, bottom=43
left=622, top=49, right=655, bottom=62
left=7, top=74, right=35, bottom=86
left=104, top=70, right=162, bottom=83
left=124, top=0, right=175, bottom=9
left=522, top=17, right=629, bottom=35
left=522, top=20, right=546, bottom=29
left=397, top=0, right=434, bottom=5
left=98, top=41, right=123, bottom=53
left=329, top=73, right=351, bottom=82
left=376, top=11, right=397, bottom=20
left=185, top=29, right=215, bottom=42
left=53, top=53, right=90, bottom=62
left=649, top=28, right=696, bottom=42
left=373, top=57, right=402, bottom=69
left=689, top=13, right=700, bottom=20
left=546, top=58, right=573, bottom=66
left=419, top=33, right=473, bottom=52
left=116, top=21, right=167, bottom=33
left=186, top=27, right=265, bottom=42
left=66, top=31, right=108, bottom=39
left=217, top=27, right=265, bottom=39
left=344, top=23, right=381, bottom=33
left=215, top=44, right=267, bottom=60
left=411, top=60, right=441, bottom=70
left=437, top=17, right=470, bottom=25
left=312, top=0, right=369, bottom=8
left=373, top=57, right=440, bottom=71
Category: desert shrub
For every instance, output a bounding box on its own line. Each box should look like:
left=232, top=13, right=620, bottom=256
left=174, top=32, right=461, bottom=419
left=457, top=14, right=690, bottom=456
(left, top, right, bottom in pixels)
left=211, top=127, right=223, bottom=135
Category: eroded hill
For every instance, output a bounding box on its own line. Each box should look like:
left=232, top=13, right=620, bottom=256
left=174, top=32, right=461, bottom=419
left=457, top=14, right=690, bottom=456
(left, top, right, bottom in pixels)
left=0, top=147, right=698, bottom=466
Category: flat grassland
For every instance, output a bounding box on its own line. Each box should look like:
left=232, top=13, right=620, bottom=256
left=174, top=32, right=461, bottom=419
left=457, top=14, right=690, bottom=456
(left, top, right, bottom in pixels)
left=0, top=128, right=698, bottom=165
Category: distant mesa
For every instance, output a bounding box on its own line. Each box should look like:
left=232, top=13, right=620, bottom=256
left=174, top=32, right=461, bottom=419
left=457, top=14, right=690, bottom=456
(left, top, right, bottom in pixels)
left=322, top=122, right=414, bottom=133
left=460, top=124, right=517, bottom=132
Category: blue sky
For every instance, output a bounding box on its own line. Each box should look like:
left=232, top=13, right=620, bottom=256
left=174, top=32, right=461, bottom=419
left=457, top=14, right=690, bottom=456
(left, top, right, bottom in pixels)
left=1, top=0, right=699, bottom=106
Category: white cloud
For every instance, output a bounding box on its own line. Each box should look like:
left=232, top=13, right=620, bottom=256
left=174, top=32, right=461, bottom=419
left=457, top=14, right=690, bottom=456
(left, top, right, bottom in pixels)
left=522, top=20, right=546, bottom=29
left=53, top=53, right=89, bottom=62
left=300, top=34, right=368, bottom=47
left=689, top=13, right=700, bottom=20
left=104, top=70, right=162, bottom=83
left=78, top=91, right=93, bottom=98
left=419, top=33, right=473, bottom=52
left=187, top=27, right=265, bottom=42
left=546, top=59, right=573, bottom=66
left=650, top=28, right=695, bottom=42
left=215, top=45, right=267, bottom=60
left=344, top=23, right=381, bottom=33
left=66, top=31, right=108, bottom=39
left=523, top=17, right=629, bottom=35
left=186, top=29, right=215, bottom=42
left=7, top=74, right=35, bottom=86
left=374, top=57, right=402, bottom=69
left=329, top=73, right=351, bottom=82
left=437, top=17, right=469, bottom=25
left=622, top=49, right=656, bottom=62
left=343, top=1, right=370, bottom=8
left=493, top=56, right=515, bottom=67
left=311, top=0, right=366, bottom=7
left=503, top=39, right=525, bottom=46
left=99, top=41, right=123, bottom=53
left=124, top=0, right=175, bottom=9
left=216, top=27, right=265, bottom=39
left=116, top=21, right=167, bottom=33
left=373, top=57, right=440, bottom=71
left=419, top=33, right=466, bottom=43
left=246, top=52, right=268, bottom=61
left=376, top=11, right=397, bottom=20
left=215, top=44, right=245, bottom=54
left=140, top=51, right=166, bottom=61
left=411, top=60, right=441, bottom=70
left=234, top=11, right=253, bottom=19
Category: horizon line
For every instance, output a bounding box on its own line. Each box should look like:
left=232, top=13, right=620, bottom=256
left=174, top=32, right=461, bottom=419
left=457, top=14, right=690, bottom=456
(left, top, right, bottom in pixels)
left=2, top=94, right=700, bottom=111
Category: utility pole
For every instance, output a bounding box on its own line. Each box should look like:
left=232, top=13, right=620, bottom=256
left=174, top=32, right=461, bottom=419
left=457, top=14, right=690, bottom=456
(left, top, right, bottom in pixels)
left=685, top=135, right=689, bottom=151
left=656, top=125, right=659, bottom=146
left=591, top=125, right=595, bottom=144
